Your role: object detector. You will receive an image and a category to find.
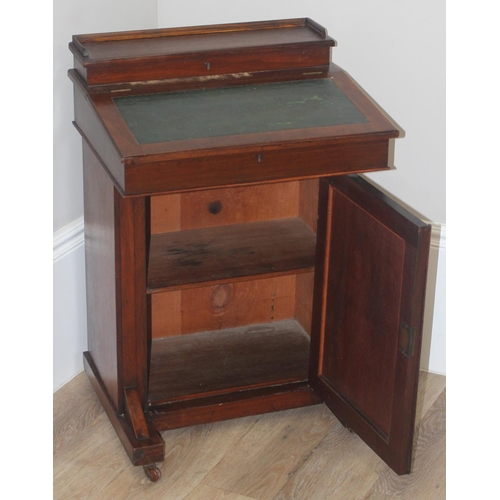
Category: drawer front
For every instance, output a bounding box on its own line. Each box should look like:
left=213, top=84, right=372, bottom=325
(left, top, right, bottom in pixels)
left=124, top=140, right=391, bottom=195
left=84, top=46, right=331, bottom=85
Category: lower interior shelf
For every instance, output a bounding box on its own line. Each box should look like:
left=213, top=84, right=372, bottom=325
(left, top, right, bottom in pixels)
left=148, top=319, right=310, bottom=406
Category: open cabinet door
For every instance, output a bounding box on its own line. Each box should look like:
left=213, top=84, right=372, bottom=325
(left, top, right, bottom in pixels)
left=309, top=175, right=431, bottom=475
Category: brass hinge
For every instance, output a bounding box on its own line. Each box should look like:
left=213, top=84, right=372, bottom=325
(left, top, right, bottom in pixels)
left=399, top=322, right=416, bottom=357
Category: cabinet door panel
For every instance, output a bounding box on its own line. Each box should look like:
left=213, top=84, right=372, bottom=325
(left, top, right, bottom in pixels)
left=309, top=175, right=431, bottom=474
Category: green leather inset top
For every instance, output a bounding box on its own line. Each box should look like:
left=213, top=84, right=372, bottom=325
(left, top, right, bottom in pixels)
left=114, top=78, right=368, bottom=144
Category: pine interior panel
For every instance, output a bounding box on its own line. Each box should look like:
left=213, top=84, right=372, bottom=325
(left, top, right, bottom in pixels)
left=150, top=181, right=300, bottom=234
left=294, top=178, right=319, bottom=335
left=298, top=178, right=319, bottom=232
left=151, top=275, right=296, bottom=339
left=150, top=193, right=181, bottom=234
left=148, top=319, right=310, bottom=405
left=149, top=181, right=318, bottom=339
left=147, top=218, right=316, bottom=292
left=294, top=272, right=315, bottom=335
left=151, top=290, right=182, bottom=338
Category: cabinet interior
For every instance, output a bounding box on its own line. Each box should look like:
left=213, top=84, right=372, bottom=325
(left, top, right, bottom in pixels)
left=147, top=179, right=319, bottom=405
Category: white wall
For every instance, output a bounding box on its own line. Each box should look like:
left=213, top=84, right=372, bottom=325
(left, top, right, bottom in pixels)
left=158, top=1, right=445, bottom=225
left=53, top=2, right=445, bottom=390
left=158, top=1, right=446, bottom=375
left=420, top=225, right=446, bottom=375
left=53, top=220, right=87, bottom=391
left=53, top=0, right=158, bottom=232
left=428, top=226, right=446, bottom=374
left=53, top=0, right=158, bottom=390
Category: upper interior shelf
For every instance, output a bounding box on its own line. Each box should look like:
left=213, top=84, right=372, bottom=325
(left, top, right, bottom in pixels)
left=147, top=218, right=316, bottom=293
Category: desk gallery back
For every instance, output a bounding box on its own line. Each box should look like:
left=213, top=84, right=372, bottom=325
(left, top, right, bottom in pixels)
left=68, top=18, right=430, bottom=483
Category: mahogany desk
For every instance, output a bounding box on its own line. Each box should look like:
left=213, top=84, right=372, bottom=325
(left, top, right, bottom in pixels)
left=69, top=18, right=430, bottom=482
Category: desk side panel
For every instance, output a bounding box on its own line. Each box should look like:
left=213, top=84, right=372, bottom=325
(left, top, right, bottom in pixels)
left=73, top=81, right=125, bottom=192
left=83, top=142, right=121, bottom=411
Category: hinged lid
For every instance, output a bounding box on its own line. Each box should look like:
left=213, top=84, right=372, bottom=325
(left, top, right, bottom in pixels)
left=69, top=18, right=336, bottom=85
left=69, top=19, right=400, bottom=196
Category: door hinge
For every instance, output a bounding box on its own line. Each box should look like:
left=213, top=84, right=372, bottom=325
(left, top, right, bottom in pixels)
left=399, top=322, right=416, bottom=357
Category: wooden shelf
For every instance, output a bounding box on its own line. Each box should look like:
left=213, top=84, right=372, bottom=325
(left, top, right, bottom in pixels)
left=148, top=319, right=310, bottom=406
left=147, top=218, right=316, bottom=292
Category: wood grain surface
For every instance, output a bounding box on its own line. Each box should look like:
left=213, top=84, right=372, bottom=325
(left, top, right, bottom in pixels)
left=150, top=181, right=300, bottom=235
left=71, top=19, right=334, bottom=85
left=308, top=176, right=431, bottom=476
left=54, top=370, right=445, bottom=499
left=147, top=218, right=316, bottom=292
left=148, top=319, right=310, bottom=404
left=151, top=275, right=297, bottom=338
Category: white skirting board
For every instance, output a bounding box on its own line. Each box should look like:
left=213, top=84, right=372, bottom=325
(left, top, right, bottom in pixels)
left=52, top=219, right=446, bottom=391
left=53, top=218, right=87, bottom=392
left=420, top=223, right=446, bottom=375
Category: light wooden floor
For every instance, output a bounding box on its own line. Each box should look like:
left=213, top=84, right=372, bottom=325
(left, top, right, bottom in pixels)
left=54, top=371, right=445, bottom=500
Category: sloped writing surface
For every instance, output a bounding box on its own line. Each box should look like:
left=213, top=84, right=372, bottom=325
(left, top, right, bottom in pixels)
left=113, top=78, right=368, bottom=144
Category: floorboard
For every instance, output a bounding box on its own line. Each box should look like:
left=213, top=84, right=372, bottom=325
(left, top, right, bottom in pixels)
left=53, top=370, right=445, bottom=500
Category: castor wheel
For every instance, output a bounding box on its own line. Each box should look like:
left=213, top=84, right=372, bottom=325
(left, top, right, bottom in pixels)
left=143, top=464, right=162, bottom=482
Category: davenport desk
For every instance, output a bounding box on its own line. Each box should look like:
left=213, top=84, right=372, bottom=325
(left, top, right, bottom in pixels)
left=68, top=18, right=431, bottom=482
